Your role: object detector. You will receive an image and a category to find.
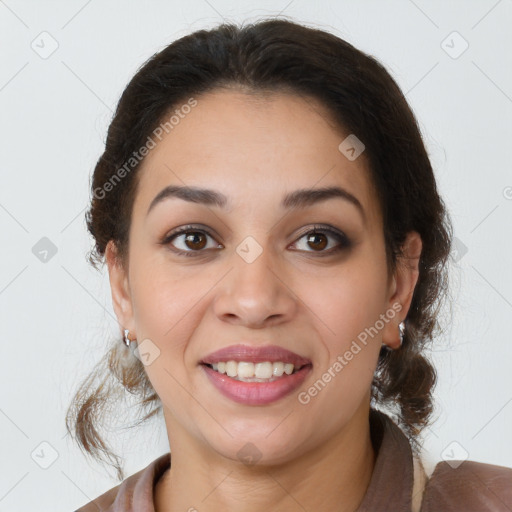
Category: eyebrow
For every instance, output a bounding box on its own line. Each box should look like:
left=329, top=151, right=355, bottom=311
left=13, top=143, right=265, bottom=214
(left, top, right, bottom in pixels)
left=146, top=185, right=365, bottom=220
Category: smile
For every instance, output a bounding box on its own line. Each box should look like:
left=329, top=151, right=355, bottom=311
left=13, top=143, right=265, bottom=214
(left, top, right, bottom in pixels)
left=206, top=360, right=301, bottom=381
left=201, top=362, right=312, bottom=405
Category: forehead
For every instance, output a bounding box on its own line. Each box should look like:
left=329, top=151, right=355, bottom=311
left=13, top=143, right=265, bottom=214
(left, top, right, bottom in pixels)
left=133, top=89, right=380, bottom=226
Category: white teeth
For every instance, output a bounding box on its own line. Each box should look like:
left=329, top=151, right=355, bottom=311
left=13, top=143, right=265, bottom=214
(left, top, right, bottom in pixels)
left=273, top=362, right=284, bottom=377
left=284, top=363, right=294, bottom=375
left=238, top=362, right=255, bottom=378
left=208, top=360, right=299, bottom=380
left=226, top=360, right=238, bottom=377
left=255, top=362, right=273, bottom=379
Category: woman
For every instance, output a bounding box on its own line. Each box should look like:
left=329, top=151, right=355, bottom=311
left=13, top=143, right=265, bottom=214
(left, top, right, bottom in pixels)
left=67, top=18, right=512, bottom=512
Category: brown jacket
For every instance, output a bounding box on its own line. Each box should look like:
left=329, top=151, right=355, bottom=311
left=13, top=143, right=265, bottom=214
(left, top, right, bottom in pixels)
left=75, top=410, right=512, bottom=511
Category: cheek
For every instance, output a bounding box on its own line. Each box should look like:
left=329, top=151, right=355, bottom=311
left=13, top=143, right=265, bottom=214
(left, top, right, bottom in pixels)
left=129, top=260, right=207, bottom=420
left=295, top=274, right=384, bottom=427
left=129, top=250, right=205, bottom=340
left=294, top=258, right=387, bottom=400
left=301, top=262, right=388, bottom=347
left=127, top=250, right=215, bottom=379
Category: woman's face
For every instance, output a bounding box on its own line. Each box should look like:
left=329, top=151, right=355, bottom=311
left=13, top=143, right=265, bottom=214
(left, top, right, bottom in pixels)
left=107, top=89, right=419, bottom=465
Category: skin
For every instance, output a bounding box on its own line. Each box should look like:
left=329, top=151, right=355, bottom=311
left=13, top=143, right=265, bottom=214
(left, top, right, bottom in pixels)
left=106, top=89, right=422, bottom=512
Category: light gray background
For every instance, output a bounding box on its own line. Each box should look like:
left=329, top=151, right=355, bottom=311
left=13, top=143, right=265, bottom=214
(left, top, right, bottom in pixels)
left=1, top=1, right=511, bottom=510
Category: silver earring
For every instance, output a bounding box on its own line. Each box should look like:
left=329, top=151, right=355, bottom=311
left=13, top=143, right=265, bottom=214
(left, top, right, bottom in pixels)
left=398, top=321, right=405, bottom=346
left=123, top=329, right=133, bottom=347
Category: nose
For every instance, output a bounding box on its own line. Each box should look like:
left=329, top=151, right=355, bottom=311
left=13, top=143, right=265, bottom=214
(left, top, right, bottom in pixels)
left=212, top=241, right=297, bottom=329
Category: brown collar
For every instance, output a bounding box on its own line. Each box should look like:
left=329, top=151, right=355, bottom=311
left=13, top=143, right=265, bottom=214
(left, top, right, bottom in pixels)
left=77, top=408, right=418, bottom=511
left=356, top=408, right=415, bottom=511
left=77, top=409, right=512, bottom=511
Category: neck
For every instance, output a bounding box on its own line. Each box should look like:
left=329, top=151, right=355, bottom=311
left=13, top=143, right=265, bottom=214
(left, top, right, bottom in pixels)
left=155, top=403, right=376, bottom=512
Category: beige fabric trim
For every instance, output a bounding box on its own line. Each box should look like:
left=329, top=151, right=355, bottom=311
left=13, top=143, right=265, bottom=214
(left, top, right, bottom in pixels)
left=411, top=455, right=428, bottom=512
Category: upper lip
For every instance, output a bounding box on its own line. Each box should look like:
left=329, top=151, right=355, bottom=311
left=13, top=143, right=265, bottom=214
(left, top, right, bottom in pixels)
left=200, top=344, right=312, bottom=367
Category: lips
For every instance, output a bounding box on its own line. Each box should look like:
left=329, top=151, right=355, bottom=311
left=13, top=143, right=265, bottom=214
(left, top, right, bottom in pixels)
left=199, top=343, right=313, bottom=405
left=200, top=344, right=312, bottom=367
left=202, top=363, right=312, bottom=405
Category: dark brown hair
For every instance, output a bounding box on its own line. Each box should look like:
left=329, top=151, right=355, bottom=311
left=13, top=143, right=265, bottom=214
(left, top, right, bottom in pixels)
left=66, top=18, right=452, bottom=481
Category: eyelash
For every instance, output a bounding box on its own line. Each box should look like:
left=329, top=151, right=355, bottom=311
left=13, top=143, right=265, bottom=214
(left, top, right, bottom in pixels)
left=160, top=224, right=351, bottom=258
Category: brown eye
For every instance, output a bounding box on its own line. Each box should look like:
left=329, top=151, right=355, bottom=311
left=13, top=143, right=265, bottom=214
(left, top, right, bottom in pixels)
left=162, top=226, right=222, bottom=256
left=291, top=226, right=351, bottom=255
left=183, top=232, right=207, bottom=250
left=306, top=232, right=328, bottom=251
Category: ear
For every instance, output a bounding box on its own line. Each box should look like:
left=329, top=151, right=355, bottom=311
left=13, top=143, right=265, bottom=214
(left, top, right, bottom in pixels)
left=105, top=240, right=136, bottom=337
left=382, top=231, right=422, bottom=349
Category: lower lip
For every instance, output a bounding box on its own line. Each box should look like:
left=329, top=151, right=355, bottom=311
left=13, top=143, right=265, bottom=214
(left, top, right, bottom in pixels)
left=201, top=364, right=312, bottom=405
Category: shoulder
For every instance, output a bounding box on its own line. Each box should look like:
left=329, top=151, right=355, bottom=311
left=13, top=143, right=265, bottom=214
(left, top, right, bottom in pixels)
left=420, top=459, right=512, bottom=512
left=73, top=453, right=171, bottom=511
left=74, top=480, right=122, bottom=511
